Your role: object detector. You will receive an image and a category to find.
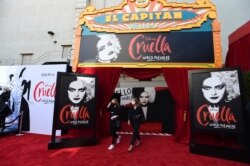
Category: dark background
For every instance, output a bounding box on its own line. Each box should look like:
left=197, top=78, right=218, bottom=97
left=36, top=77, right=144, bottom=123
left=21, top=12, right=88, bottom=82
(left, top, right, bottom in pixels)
left=189, top=69, right=246, bottom=135
left=79, top=31, right=214, bottom=63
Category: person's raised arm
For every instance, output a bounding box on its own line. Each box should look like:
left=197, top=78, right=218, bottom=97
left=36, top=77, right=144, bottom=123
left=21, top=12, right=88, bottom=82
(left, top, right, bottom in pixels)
left=107, top=101, right=112, bottom=108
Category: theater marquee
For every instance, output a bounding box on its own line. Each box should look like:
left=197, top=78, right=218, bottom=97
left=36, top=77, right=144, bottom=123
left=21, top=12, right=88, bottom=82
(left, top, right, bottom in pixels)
left=72, top=0, right=222, bottom=71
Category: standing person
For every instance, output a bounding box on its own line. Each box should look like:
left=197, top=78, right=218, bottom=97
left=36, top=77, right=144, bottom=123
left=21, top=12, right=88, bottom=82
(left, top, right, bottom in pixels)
left=107, top=98, right=121, bottom=150
left=127, top=97, right=145, bottom=152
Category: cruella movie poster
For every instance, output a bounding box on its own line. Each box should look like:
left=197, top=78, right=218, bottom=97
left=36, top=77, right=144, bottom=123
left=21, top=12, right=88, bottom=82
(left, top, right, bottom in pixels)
left=54, top=73, right=96, bottom=129
left=190, top=69, right=245, bottom=134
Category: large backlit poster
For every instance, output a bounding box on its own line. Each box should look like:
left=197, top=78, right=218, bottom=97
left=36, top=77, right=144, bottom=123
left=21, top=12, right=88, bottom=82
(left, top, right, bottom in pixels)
left=114, top=87, right=173, bottom=122
left=0, top=65, right=66, bottom=135
left=53, top=72, right=96, bottom=129
left=189, top=68, right=246, bottom=134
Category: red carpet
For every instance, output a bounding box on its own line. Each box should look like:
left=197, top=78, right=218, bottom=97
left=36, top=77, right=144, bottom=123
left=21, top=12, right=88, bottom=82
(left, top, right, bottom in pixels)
left=120, top=121, right=163, bottom=133
left=0, top=133, right=248, bottom=166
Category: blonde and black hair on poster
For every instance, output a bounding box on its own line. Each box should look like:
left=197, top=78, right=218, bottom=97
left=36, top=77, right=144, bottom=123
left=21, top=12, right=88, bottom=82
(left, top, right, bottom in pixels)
left=189, top=68, right=246, bottom=135
left=52, top=72, right=97, bottom=130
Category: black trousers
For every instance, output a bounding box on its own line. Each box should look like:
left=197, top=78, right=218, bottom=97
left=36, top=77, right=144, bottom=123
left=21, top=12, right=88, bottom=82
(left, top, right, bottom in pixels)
left=110, top=120, right=118, bottom=144
left=130, top=121, right=141, bottom=145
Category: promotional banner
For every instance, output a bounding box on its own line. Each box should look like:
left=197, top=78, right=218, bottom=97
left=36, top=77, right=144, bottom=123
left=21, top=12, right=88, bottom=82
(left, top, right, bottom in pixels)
left=0, top=65, right=66, bottom=135
left=53, top=73, right=96, bottom=129
left=189, top=68, right=245, bottom=134
left=80, top=31, right=214, bottom=64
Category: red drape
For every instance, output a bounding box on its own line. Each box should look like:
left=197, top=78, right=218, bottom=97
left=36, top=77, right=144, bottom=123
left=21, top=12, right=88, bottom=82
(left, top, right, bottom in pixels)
left=123, top=68, right=162, bottom=80
left=74, top=67, right=122, bottom=137
left=162, top=68, right=190, bottom=143
left=71, top=67, right=190, bottom=142
left=226, top=34, right=250, bottom=71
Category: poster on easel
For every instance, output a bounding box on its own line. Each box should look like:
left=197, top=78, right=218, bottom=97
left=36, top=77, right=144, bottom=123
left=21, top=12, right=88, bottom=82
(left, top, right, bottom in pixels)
left=49, top=72, right=98, bottom=149
left=189, top=68, right=246, bottom=134
left=188, top=67, right=250, bottom=162
left=53, top=72, right=96, bottom=129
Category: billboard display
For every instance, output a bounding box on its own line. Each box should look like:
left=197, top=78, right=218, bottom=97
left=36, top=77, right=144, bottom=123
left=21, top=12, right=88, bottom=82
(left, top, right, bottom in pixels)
left=0, top=65, right=67, bottom=135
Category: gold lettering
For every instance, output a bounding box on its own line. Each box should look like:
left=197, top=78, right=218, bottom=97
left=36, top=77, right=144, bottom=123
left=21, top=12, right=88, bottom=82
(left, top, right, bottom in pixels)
left=130, top=13, right=139, bottom=21
left=112, top=15, right=118, bottom=22
left=149, top=13, right=153, bottom=20
left=105, top=15, right=112, bottom=22
left=174, top=12, right=182, bottom=19
left=140, top=13, right=148, bottom=20
left=163, top=12, right=172, bottom=19
left=119, top=11, right=183, bottom=23
left=154, top=12, right=162, bottom=20
left=122, top=14, right=130, bottom=22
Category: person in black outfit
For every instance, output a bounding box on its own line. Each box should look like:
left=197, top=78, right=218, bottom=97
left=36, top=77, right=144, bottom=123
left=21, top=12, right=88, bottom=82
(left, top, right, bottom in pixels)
left=127, top=97, right=145, bottom=152
left=107, top=98, right=121, bottom=150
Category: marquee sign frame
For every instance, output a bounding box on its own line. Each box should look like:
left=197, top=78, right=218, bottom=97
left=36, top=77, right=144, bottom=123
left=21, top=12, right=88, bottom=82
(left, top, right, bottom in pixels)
left=72, top=0, right=222, bottom=71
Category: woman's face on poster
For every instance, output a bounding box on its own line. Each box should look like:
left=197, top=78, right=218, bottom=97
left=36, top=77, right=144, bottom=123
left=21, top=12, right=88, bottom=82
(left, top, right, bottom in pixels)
left=97, top=37, right=118, bottom=62
left=202, top=76, right=226, bottom=104
left=67, top=79, right=86, bottom=104
left=139, top=91, right=149, bottom=106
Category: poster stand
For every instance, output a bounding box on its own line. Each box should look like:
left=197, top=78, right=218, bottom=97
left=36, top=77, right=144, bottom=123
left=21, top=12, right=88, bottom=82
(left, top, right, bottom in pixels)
left=0, top=111, right=22, bottom=136
left=16, top=111, right=24, bottom=136
left=188, top=68, right=250, bottom=163
left=48, top=137, right=98, bottom=149
left=190, top=133, right=250, bottom=163
left=48, top=72, right=98, bottom=149
left=48, top=128, right=98, bottom=149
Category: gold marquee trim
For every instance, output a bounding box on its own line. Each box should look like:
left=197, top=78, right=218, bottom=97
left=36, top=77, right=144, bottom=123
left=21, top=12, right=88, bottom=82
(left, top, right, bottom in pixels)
left=78, top=0, right=216, bottom=33
left=212, top=19, right=223, bottom=68
left=77, top=62, right=216, bottom=68
left=72, top=0, right=222, bottom=71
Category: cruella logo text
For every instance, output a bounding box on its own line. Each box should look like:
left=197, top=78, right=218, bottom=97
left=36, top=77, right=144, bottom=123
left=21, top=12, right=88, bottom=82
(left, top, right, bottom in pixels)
left=129, top=34, right=172, bottom=61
